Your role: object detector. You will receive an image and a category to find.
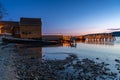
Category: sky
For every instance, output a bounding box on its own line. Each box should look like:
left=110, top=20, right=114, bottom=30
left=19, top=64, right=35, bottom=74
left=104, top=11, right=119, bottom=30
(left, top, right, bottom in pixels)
left=0, top=0, right=120, bottom=35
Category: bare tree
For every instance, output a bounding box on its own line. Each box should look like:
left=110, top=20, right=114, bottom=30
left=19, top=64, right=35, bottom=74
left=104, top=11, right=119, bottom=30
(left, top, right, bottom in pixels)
left=0, top=2, right=7, bottom=20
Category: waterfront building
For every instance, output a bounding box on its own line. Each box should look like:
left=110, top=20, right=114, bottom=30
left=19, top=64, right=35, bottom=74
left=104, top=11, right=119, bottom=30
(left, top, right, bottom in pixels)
left=20, top=18, right=42, bottom=39
left=0, top=17, right=42, bottom=39
left=0, top=21, right=19, bottom=36
left=42, top=35, right=63, bottom=41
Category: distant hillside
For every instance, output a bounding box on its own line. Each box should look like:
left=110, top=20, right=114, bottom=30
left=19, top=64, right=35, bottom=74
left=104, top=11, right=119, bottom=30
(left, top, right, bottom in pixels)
left=111, top=31, right=120, bottom=37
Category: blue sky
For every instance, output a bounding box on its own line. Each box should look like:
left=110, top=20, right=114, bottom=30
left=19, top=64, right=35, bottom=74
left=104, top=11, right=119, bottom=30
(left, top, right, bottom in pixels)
left=1, top=0, right=120, bottom=35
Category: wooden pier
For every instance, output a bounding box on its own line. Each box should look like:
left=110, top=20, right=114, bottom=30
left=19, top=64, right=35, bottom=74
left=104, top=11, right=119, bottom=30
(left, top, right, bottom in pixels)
left=84, top=33, right=115, bottom=41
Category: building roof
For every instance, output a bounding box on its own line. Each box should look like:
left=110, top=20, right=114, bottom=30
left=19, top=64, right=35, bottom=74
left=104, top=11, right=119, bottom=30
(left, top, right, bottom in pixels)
left=20, top=17, right=41, bottom=26
left=0, top=21, right=19, bottom=30
left=0, top=21, right=19, bottom=25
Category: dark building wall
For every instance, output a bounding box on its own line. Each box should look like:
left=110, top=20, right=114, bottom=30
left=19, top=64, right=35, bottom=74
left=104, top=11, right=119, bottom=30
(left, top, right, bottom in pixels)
left=20, top=18, right=42, bottom=39
left=20, top=25, right=41, bottom=39
left=42, top=35, right=63, bottom=41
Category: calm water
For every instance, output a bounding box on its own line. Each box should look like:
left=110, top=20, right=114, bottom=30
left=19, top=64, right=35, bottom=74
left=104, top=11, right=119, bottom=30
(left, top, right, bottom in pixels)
left=43, top=38, right=120, bottom=61
left=0, top=37, right=120, bottom=79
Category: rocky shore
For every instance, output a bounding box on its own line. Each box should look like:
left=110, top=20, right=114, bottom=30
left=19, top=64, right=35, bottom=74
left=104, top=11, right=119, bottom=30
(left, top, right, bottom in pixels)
left=0, top=43, right=17, bottom=80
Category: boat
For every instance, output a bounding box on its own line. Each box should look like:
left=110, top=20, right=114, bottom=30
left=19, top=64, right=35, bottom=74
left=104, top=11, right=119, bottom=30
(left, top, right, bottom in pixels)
left=2, top=37, right=59, bottom=45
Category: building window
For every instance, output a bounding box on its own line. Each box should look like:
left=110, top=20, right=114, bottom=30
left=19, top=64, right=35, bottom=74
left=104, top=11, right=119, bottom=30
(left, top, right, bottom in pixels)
left=15, top=31, right=20, bottom=34
left=22, top=32, right=24, bottom=34
left=22, top=32, right=32, bottom=35
left=28, top=32, right=31, bottom=34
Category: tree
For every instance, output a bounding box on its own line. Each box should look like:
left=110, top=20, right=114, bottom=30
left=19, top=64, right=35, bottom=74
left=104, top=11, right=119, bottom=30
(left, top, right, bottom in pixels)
left=0, top=2, right=7, bottom=20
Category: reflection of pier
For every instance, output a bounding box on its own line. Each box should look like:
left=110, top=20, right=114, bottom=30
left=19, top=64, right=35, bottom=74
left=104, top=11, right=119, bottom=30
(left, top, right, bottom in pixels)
left=85, top=40, right=114, bottom=45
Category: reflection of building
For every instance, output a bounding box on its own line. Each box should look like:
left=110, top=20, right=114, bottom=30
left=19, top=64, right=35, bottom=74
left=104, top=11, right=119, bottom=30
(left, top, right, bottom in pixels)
left=63, top=42, right=71, bottom=47
left=0, top=17, right=42, bottom=39
left=26, top=47, right=42, bottom=58
left=16, top=44, right=42, bottom=59
left=13, top=45, right=42, bottom=79
left=63, top=42, right=77, bottom=47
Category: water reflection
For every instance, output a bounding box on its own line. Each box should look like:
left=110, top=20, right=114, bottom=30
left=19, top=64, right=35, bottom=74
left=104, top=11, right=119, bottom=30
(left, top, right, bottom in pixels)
left=15, top=44, right=42, bottom=59
left=63, top=42, right=77, bottom=47
left=85, top=40, right=114, bottom=45
left=63, top=40, right=115, bottom=47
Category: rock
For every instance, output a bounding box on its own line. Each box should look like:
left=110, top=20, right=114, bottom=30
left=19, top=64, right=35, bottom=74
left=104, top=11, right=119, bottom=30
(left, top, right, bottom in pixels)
left=96, top=58, right=99, bottom=60
left=115, top=59, right=120, bottom=63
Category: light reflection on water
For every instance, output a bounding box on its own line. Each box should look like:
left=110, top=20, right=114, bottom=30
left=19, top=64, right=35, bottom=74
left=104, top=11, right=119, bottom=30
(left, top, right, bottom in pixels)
left=13, top=38, right=120, bottom=61
left=42, top=38, right=120, bottom=61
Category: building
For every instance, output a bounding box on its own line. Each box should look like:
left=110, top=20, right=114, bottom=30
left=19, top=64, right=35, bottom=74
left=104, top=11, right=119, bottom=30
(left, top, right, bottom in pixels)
left=20, top=18, right=42, bottom=39
left=0, top=17, right=42, bottom=39
left=42, top=35, right=63, bottom=41
left=0, top=21, right=19, bottom=35
left=63, top=36, right=72, bottom=41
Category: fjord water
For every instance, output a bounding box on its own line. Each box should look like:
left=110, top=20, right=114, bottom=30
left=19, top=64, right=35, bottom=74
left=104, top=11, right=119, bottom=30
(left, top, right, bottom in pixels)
left=43, top=38, right=120, bottom=61
left=0, top=37, right=120, bottom=79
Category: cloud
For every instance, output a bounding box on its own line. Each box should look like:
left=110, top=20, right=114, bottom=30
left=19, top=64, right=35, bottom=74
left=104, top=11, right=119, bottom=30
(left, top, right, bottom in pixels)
left=107, top=28, right=120, bottom=31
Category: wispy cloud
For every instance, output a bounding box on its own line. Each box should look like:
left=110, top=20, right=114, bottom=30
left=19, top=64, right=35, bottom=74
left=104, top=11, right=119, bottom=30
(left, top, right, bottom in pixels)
left=107, top=28, right=120, bottom=31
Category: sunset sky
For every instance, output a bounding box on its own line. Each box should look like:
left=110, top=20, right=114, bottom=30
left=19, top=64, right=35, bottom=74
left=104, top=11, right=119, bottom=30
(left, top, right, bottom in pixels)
left=1, top=0, right=120, bottom=35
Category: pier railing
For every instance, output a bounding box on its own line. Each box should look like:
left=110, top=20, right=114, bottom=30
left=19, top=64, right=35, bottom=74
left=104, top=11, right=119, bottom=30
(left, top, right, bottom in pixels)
left=84, top=33, right=115, bottom=41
